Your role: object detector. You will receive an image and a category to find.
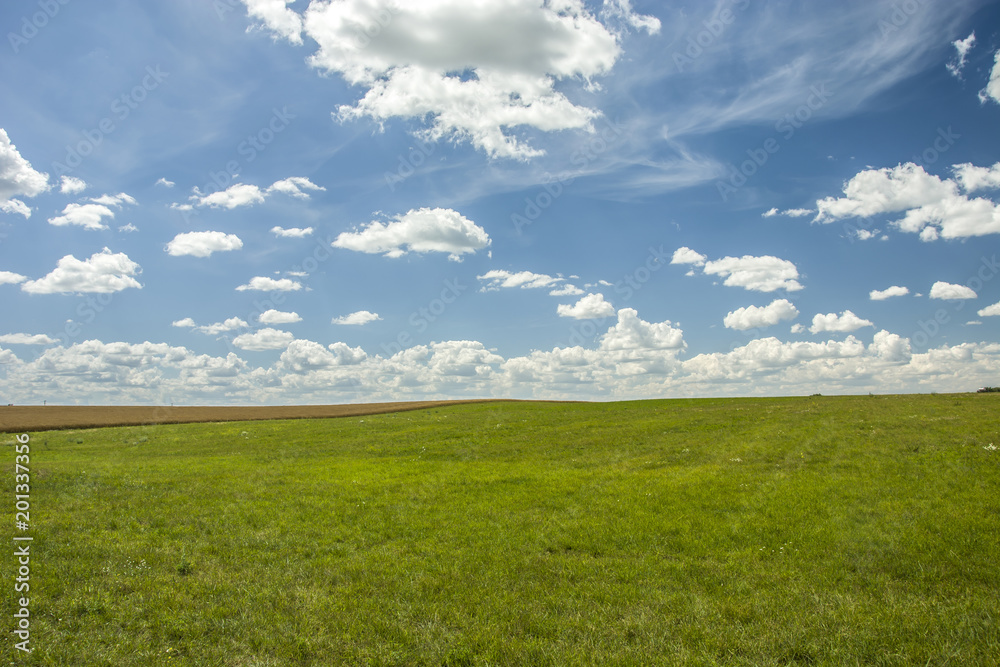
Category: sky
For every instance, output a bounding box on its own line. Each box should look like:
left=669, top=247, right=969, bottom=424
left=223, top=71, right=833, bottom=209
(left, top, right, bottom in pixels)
left=2, top=0, right=1000, bottom=406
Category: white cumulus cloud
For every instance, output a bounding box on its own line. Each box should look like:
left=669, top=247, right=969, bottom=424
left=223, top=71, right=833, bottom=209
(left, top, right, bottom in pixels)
left=59, top=176, right=87, bottom=194
left=978, top=301, right=1000, bottom=317
left=929, top=281, right=977, bottom=300
left=267, top=177, right=325, bottom=199
left=724, top=299, right=799, bottom=331
left=166, top=231, right=244, bottom=258
left=0, top=271, right=28, bottom=285
left=0, top=333, right=57, bottom=345
left=477, top=269, right=564, bottom=292
left=703, top=255, right=804, bottom=293
left=235, top=276, right=303, bottom=292
left=870, top=285, right=910, bottom=301
left=231, top=328, right=295, bottom=351
left=0, top=128, right=49, bottom=217
left=671, top=246, right=707, bottom=266
left=259, top=310, right=302, bottom=325
left=815, top=162, right=1000, bottom=240
left=241, top=0, right=656, bottom=159
left=809, top=310, right=875, bottom=334
left=333, top=208, right=490, bottom=261
left=599, top=308, right=684, bottom=351
left=332, top=310, right=381, bottom=326
left=21, top=248, right=142, bottom=294
left=557, top=293, right=615, bottom=320
left=271, top=226, right=314, bottom=238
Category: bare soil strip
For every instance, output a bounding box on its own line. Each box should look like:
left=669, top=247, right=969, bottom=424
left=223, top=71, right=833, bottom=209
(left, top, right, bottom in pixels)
left=0, top=399, right=539, bottom=433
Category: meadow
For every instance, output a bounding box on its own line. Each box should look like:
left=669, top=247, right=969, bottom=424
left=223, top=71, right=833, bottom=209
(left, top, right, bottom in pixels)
left=2, top=394, right=999, bottom=665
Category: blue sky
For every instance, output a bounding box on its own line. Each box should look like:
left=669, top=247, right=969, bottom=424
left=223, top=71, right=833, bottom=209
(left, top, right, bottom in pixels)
left=2, top=0, right=1000, bottom=405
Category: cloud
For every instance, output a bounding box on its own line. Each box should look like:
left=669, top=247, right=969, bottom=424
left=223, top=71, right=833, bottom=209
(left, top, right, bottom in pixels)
left=599, top=308, right=684, bottom=351
left=703, top=255, right=804, bottom=293
left=89, top=192, right=137, bottom=207
left=870, top=285, right=910, bottom=301
left=195, top=318, right=251, bottom=335
left=243, top=0, right=656, bottom=159
left=271, top=226, right=314, bottom=238
left=947, top=32, right=975, bottom=78
left=814, top=162, right=1000, bottom=240
left=980, top=49, right=1000, bottom=105
left=0, top=128, right=49, bottom=216
left=59, top=176, right=87, bottom=194
left=953, top=162, right=1000, bottom=193
left=0, top=199, right=31, bottom=217
left=929, top=281, right=977, bottom=300
left=815, top=163, right=955, bottom=221
left=244, top=0, right=304, bottom=44
left=259, top=310, right=302, bottom=325
left=267, top=177, right=325, bottom=199
left=782, top=208, right=813, bottom=217
left=0, top=271, right=28, bottom=286
left=21, top=248, right=142, bottom=294
left=0, top=333, right=57, bottom=345
left=166, top=231, right=244, bottom=258
left=333, top=208, right=490, bottom=261
left=809, top=310, right=875, bottom=334
left=670, top=247, right=707, bottom=266
left=477, top=269, right=564, bottom=292
left=155, top=177, right=175, bottom=188
left=235, top=276, right=303, bottom=292
left=278, top=339, right=367, bottom=372
left=192, top=183, right=266, bottom=209
left=548, top=284, right=584, bottom=297
left=172, top=318, right=196, bottom=328
left=724, top=299, right=799, bottom=331
left=48, top=193, right=136, bottom=231
left=332, top=310, right=381, bottom=326
left=557, top=293, right=615, bottom=319
left=763, top=207, right=812, bottom=218
left=979, top=301, right=1000, bottom=317
left=231, top=328, right=295, bottom=351
left=119, top=223, right=138, bottom=233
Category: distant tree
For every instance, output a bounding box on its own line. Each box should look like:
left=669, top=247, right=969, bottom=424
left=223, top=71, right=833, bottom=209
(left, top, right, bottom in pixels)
left=977, top=387, right=1000, bottom=393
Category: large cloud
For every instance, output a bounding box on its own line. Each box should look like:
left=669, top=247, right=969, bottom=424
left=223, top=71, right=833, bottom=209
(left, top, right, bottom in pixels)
left=477, top=269, right=570, bottom=294
left=21, top=248, right=142, bottom=294
left=235, top=277, right=303, bottom=292
left=870, top=285, right=909, bottom=301
left=724, top=299, right=799, bottom=331
left=929, top=281, right=977, bottom=300
left=241, top=0, right=657, bottom=159
left=809, top=310, right=875, bottom=334
left=599, top=308, right=684, bottom=351
left=166, top=231, right=244, bottom=258
left=48, top=193, right=136, bottom=231
left=557, top=293, right=615, bottom=319
left=703, top=255, right=804, bottom=293
left=331, top=311, right=382, bottom=326
left=0, top=128, right=49, bottom=218
left=815, top=162, right=1000, bottom=240
left=333, top=208, right=490, bottom=261
left=231, top=328, right=295, bottom=351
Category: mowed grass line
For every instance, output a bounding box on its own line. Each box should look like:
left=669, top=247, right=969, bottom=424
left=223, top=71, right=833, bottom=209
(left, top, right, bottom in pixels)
left=2, top=395, right=999, bottom=665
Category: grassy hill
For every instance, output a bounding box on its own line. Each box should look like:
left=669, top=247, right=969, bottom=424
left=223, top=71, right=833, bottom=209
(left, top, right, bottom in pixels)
left=3, top=395, right=999, bottom=665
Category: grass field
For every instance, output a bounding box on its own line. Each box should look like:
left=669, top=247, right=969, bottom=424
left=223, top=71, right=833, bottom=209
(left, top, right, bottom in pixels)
left=3, top=395, right=1000, bottom=665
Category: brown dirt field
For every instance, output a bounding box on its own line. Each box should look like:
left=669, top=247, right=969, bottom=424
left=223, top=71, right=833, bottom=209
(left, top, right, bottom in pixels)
left=0, top=399, right=542, bottom=433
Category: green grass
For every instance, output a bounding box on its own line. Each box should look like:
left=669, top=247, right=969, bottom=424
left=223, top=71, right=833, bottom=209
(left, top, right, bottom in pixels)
left=3, top=395, right=1000, bottom=665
